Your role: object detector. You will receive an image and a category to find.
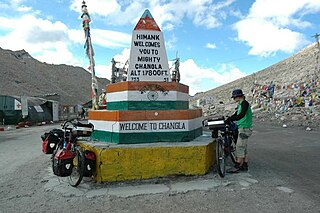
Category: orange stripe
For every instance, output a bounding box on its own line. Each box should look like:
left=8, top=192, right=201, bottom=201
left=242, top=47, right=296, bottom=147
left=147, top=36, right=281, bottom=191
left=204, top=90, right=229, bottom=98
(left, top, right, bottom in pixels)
left=88, top=109, right=202, bottom=121
left=106, top=82, right=189, bottom=94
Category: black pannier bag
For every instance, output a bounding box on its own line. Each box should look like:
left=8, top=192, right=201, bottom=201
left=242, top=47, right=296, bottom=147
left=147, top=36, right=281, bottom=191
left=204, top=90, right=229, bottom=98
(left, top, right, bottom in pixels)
left=41, top=127, right=63, bottom=138
left=42, top=135, right=58, bottom=154
left=72, top=122, right=94, bottom=137
left=52, top=149, right=74, bottom=177
left=51, top=129, right=64, bottom=138
left=83, top=150, right=96, bottom=177
left=41, top=129, right=63, bottom=154
left=41, top=129, right=64, bottom=141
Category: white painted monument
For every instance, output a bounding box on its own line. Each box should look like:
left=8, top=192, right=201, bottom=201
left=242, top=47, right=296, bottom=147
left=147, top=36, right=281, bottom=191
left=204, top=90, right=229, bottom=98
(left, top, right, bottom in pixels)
left=128, top=9, right=171, bottom=82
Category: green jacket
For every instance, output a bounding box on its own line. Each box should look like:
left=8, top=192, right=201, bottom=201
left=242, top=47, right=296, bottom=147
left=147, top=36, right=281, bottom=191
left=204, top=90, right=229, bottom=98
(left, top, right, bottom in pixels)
left=230, top=99, right=252, bottom=129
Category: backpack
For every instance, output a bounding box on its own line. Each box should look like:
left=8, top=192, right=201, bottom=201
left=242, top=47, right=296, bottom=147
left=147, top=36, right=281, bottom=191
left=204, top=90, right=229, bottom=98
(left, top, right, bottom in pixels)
left=52, top=149, right=74, bottom=177
left=83, top=150, right=96, bottom=177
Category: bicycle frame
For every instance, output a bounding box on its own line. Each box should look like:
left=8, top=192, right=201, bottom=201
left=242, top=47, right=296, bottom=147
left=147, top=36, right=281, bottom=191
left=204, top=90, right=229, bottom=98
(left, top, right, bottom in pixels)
left=220, top=123, right=237, bottom=156
left=204, top=117, right=237, bottom=178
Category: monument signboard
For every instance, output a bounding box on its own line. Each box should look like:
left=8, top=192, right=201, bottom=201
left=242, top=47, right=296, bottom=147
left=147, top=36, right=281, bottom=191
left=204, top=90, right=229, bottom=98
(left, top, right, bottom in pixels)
left=128, top=9, right=171, bottom=82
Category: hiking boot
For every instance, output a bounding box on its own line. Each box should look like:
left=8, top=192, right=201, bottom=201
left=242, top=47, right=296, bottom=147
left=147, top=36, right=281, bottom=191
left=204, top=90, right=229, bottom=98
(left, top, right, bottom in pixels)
left=240, top=162, right=248, bottom=171
left=239, top=165, right=248, bottom=171
left=227, top=163, right=240, bottom=174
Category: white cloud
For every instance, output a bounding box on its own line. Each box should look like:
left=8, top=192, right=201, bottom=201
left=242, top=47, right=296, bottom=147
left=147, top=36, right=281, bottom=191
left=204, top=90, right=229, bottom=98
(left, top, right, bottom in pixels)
left=95, top=48, right=130, bottom=79
left=0, top=15, right=70, bottom=55
left=235, top=18, right=306, bottom=56
left=206, top=43, right=216, bottom=49
left=68, top=29, right=131, bottom=48
left=34, top=42, right=82, bottom=66
left=0, top=11, right=132, bottom=67
left=248, top=0, right=320, bottom=23
left=70, top=0, right=121, bottom=17
left=95, top=64, right=111, bottom=80
left=234, top=0, right=320, bottom=56
left=179, top=59, right=246, bottom=95
left=162, top=23, right=175, bottom=31
left=70, top=0, right=237, bottom=30
left=16, top=6, right=32, bottom=12
left=92, top=29, right=131, bottom=48
left=1, top=0, right=32, bottom=12
left=165, top=34, right=177, bottom=50
left=0, top=16, right=16, bottom=29
left=0, top=14, right=82, bottom=66
left=113, top=48, right=130, bottom=62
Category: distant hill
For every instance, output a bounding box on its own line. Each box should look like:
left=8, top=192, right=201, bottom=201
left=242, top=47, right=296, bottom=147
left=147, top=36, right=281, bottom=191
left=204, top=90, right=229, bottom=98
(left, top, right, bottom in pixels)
left=0, top=48, right=109, bottom=106
left=190, top=43, right=320, bottom=108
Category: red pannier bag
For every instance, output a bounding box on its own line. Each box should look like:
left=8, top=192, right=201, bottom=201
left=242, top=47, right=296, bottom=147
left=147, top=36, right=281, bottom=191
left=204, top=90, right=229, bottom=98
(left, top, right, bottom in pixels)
left=42, top=134, right=60, bottom=154
left=83, top=150, right=96, bottom=177
left=52, top=149, right=74, bottom=177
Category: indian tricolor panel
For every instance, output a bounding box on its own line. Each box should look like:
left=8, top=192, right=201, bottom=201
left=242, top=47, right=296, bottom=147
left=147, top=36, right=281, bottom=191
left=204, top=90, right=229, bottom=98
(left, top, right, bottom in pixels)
left=106, top=82, right=190, bottom=110
left=88, top=109, right=203, bottom=144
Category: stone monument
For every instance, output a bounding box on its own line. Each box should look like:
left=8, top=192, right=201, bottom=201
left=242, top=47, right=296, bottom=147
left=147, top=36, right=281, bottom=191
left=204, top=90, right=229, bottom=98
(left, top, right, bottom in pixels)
left=84, top=10, right=213, bottom=182
left=88, top=9, right=203, bottom=144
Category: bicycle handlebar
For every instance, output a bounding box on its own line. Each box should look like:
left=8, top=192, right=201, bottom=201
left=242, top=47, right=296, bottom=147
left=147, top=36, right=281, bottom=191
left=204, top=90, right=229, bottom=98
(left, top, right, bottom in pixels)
left=61, top=119, right=77, bottom=128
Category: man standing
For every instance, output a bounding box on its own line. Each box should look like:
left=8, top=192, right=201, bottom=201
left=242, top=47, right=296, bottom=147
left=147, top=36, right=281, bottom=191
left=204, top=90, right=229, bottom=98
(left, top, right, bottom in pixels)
left=226, top=89, right=253, bottom=173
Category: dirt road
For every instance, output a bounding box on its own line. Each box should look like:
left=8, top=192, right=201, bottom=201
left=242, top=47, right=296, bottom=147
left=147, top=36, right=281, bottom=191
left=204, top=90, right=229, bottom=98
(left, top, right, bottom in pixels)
left=0, top=122, right=319, bottom=213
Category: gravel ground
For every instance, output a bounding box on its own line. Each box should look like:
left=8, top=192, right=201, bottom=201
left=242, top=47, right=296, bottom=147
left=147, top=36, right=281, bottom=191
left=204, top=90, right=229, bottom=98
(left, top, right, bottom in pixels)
left=0, top=123, right=319, bottom=213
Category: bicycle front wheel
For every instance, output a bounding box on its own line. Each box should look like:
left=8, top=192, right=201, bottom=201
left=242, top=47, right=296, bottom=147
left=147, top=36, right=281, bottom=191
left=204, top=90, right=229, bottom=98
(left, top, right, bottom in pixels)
left=230, top=146, right=237, bottom=164
left=68, top=146, right=85, bottom=187
left=216, top=137, right=226, bottom=178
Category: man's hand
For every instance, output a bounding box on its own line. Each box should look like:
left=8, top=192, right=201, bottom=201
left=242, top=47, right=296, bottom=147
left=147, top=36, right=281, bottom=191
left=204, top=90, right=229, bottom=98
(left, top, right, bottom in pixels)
left=225, top=116, right=231, bottom=124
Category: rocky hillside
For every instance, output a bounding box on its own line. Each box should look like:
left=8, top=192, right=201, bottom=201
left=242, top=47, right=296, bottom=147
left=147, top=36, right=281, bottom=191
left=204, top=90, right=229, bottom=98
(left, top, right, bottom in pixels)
left=0, top=48, right=109, bottom=106
left=190, top=43, right=320, bottom=128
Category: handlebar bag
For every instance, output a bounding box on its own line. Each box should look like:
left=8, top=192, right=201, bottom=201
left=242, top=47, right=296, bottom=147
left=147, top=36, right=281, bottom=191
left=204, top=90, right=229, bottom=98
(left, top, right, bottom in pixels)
left=207, top=117, right=225, bottom=130
left=73, top=122, right=94, bottom=137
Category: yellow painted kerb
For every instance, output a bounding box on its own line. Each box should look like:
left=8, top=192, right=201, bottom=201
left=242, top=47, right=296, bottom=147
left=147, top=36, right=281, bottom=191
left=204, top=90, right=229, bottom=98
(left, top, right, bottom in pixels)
left=79, top=139, right=215, bottom=182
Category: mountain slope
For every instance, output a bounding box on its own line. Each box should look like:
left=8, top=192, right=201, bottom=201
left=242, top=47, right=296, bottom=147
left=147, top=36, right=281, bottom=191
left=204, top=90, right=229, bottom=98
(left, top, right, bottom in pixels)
left=0, top=48, right=109, bottom=106
left=191, top=43, right=320, bottom=106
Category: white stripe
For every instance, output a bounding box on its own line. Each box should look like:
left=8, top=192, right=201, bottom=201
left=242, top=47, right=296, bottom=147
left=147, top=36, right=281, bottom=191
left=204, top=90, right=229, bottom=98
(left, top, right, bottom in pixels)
left=89, top=118, right=202, bottom=133
left=207, top=120, right=224, bottom=126
left=106, top=90, right=189, bottom=102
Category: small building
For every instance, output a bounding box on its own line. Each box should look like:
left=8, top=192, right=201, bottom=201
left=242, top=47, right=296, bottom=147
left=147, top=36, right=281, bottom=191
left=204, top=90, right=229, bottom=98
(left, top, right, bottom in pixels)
left=0, top=95, right=58, bottom=125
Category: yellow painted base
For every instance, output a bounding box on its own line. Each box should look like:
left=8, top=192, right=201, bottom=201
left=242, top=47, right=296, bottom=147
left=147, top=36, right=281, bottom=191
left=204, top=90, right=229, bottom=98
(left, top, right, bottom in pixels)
left=79, top=135, right=215, bottom=182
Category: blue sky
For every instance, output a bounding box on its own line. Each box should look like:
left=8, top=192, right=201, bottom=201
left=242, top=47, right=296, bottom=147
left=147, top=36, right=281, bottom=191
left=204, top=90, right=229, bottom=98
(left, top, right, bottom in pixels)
left=1, top=0, right=320, bottom=95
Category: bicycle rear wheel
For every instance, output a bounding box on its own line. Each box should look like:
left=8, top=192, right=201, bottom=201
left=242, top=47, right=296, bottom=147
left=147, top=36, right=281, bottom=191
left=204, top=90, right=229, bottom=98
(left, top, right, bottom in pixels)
left=68, top=146, right=85, bottom=187
left=216, top=137, right=226, bottom=177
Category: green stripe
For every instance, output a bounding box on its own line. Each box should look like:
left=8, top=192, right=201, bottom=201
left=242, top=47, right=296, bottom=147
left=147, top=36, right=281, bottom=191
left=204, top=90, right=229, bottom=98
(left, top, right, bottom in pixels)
left=107, top=101, right=189, bottom=110
left=91, top=128, right=203, bottom=144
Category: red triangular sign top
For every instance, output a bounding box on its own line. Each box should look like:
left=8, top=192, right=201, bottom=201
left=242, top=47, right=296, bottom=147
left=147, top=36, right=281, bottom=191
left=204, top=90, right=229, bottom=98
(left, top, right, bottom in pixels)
left=134, top=9, right=161, bottom=31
